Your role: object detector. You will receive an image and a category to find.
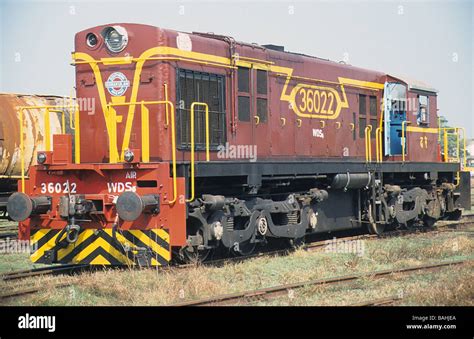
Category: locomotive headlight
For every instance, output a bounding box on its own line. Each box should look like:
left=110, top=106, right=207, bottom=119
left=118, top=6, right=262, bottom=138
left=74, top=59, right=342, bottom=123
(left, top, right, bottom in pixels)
left=124, top=149, right=134, bottom=163
left=103, top=26, right=128, bottom=53
left=37, top=152, right=47, bottom=164
left=86, top=33, right=98, bottom=48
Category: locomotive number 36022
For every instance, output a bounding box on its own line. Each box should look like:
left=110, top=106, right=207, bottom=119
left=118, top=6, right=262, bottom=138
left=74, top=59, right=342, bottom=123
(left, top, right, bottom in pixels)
left=298, top=87, right=335, bottom=115
left=40, top=182, right=77, bottom=194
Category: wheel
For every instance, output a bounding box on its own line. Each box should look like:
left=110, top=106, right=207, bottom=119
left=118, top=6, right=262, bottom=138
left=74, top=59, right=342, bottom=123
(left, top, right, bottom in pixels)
left=444, top=209, right=462, bottom=221
left=287, top=237, right=305, bottom=249
left=180, top=227, right=211, bottom=264
left=368, top=222, right=386, bottom=235
left=423, top=216, right=437, bottom=228
left=405, top=219, right=422, bottom=231
left=180, top=245, right=211, bottom=264
left=230, top=219, right=257, bottom=256
left=231, top=239, right=257, bottom=256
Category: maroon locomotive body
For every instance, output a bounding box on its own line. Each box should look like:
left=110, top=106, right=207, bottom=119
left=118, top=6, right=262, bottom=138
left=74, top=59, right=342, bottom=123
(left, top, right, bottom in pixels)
left=8, top=23, right=470, bottom=265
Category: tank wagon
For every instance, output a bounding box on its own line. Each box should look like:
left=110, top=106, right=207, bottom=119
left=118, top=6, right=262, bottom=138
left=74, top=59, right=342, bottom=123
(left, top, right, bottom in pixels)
left=0, top=93, right=73, bottom=218
left=7, top=24, right=471, bottom=265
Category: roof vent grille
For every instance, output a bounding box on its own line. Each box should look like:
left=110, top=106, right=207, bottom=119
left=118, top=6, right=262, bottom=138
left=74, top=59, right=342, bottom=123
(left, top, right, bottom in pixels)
left=262, top=44, right=284, bottom=52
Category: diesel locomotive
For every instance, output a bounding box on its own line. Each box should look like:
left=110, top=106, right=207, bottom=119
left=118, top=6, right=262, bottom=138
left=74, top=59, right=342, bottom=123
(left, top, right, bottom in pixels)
left=7, top=23, right=471, bottom=265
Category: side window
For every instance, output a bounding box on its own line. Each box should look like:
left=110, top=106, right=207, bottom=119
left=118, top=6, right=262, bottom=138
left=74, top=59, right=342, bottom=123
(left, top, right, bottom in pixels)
left=176, top=69, right=226, bottom=148
left=238, top=96, right=250, bottom=122
left=369, top=96, right=377, bottom=116
left=238, top=67, right=251, bottom=122
left=256, top=70, right=268, bottom=122
left=238, top=67, right=249, bottom=92
left=358, top=94, right=367, bottom=138
left=417, top=95, right=429, bottom=125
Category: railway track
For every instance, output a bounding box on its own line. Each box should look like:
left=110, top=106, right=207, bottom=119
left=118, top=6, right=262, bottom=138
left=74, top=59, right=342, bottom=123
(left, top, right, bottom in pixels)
left=3, top=214, right=473, bottom=279
left=347, top=295, right=402, bottom=306
left=1, top=215, right=472, bottom=300
left=0, top=232, right=17, bottom=240
left=177, top=214, right=474, bottom=270
left=170, top=259, right=470, bottom=306
left=0, top=282, right=72, bottom=300
left=1, top=264, right=90, bottom=281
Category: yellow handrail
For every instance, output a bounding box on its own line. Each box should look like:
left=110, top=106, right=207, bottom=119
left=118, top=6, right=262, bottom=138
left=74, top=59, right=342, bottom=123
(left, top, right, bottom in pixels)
left=364, top=125, right=373, bottom=163
left=187, top=102, right=210, bottom=202
left=164, top=84, right=170, bottom=127
left=440, top=127, right=459, bottom=162
left=44, top=108, right=66, bottom=151
left=18, top=104, right=75, bottom=192
left=440, top=127, right=464, bottom=165
left=401, top=121, right=410, bottom=162
left=107, top=99, right=178, bottom=205
left=74, top=106, right=81, bottom=164
left=375, top=127, right=383, bottom=163
left=458, top=127, right=467, bottom=169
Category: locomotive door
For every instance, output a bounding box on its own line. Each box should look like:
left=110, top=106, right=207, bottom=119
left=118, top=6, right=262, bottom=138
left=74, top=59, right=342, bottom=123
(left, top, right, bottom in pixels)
left=384, top=82, right=408, bottom=155
left=252, top=69, right=271, bottom=158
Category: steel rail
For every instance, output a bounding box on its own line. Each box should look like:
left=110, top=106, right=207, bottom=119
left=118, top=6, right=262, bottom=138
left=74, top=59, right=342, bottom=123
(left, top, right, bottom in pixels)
left=170, top=259, right=469, bottom=306
left=347, top=295, right=402, bottom=307
left=0, top=282, right=72, bottom=300
left=2, top=214, right=473, bottom=286
left=1, top=264, right=89, bottom=281
left=176, top=214, right=474, bottom=270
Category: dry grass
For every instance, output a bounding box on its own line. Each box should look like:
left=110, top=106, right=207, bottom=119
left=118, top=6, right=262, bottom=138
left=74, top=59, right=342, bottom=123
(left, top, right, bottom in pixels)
left=1, top=224, right=473, bottom=306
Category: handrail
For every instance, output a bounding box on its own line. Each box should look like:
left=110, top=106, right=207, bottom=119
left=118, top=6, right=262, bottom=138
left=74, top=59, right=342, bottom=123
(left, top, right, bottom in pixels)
left=187, top=102, right=210, bottom=202
left=401, top=121, right=411, bottom=162
left=164, top=84, right=169, bottom=127
left=18, top=104, right=75, bottom=192
left=375, top=127, right=383, bottom=163
left=44, top=108, right=66, bottom=151
left=458, top=127, right=467, bottom=169
left=72, top=55, right=236, bottom=70
left=107, top=99, right=178, bottom=205
left=364, top=125, right=373, bottom=163
left=74, top=106, right=80, bottom=164
left=440, top=127, right=463, bottom=164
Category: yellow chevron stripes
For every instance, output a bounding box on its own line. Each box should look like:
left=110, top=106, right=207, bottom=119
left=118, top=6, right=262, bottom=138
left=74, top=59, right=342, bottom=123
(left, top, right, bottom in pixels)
left=56, top=229, right=94, bottom=260
left=30, top=232, right=62, bottom=262
left=89, top=255, right=111, bottom=265
left=30, top=229, right=52, bottom=248
left=30, top=228, right=170, bottom=266
left=130, top=230, right=171, bottom=261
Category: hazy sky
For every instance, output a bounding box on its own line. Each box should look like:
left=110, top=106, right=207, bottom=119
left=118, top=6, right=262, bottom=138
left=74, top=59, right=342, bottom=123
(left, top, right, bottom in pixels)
left=0, top=0, right=472, bottom=136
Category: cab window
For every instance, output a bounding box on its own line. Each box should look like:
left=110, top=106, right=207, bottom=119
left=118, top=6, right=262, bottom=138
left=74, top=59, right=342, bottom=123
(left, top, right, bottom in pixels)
left=417, top=95, right=429, bottom=125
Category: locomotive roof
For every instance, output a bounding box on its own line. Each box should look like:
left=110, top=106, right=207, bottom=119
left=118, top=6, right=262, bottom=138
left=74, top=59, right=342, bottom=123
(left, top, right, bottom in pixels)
left=192, top=29, right=386, bottom=78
